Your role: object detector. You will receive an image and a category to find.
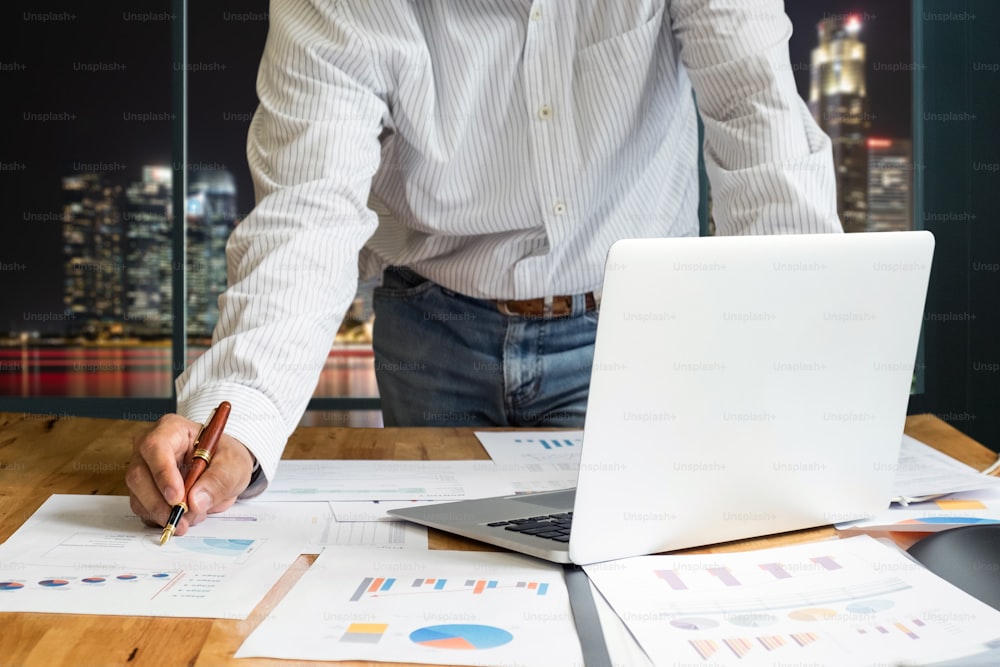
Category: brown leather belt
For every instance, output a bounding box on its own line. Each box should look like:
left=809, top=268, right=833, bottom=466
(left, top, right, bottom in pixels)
left=493, top=293, right=598, bottom=318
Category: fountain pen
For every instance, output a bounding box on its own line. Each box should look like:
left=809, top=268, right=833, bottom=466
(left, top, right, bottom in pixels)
left=159, top=401, right=231, bottom=545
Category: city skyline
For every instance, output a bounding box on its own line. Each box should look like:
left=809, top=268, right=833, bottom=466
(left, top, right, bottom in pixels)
left=25, top=164, right=235, bottom=341
left=2, top=1, right=913, bottom=335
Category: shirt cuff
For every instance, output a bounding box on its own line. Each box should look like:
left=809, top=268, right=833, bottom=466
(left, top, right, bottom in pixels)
left=176, top=383, right=288, bottom=495
left=239, top=456, right=268, bottom=499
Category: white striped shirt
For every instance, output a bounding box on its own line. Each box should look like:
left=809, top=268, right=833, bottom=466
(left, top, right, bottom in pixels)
left=177, top=0, right=842, bottom=483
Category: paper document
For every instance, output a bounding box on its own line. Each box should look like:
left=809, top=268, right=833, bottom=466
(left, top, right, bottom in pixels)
left=892, top=435, right=1000, bottom=504
left=475, top=430, right=583, bottom=466
left=1, top=495, right=423, bottom=552
left=474, top=430, right=581, bottom=492
left=837, top=487, right=1000, bottom=533
left=261, top=460, right=514, bottom=501
left=0, top=495, right=425, bottom=618
left=329, top=500, right=448, bottom=522
left=589, top=579, right=654, bottom=666
left=584, top=535, right=1000, bottom=667
left=263, top=458, right=578, bottom=501
left=322, top=516, right=428, bottom=548
left=0, top=495, right=303, bottom=618
left=191, top=499, right=428, bottom=549
left=236, top=545, right=583, bottom=666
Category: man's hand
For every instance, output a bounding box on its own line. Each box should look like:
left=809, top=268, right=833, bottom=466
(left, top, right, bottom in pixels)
left=127, top=413, right=255, bottom=537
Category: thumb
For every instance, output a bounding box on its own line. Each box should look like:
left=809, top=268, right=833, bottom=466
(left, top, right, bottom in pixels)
left=186, top=435, right=254, bottom=516
left=187, top=480, right=217, bottom=517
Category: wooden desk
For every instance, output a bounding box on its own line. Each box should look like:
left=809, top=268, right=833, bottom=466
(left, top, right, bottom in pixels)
left=0, top=413, right=996, bottom=666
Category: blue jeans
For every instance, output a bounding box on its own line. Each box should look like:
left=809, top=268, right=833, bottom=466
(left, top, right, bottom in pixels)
left=372, top=267, right=598, bottom=427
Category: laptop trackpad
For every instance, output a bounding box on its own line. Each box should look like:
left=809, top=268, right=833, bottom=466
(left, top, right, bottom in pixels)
left=507, top=489, right=576, bottom=510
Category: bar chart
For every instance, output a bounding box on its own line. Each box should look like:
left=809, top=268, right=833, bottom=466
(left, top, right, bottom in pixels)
left=586, top=536, right=1000, bottom=665
left=349, top=576, right=551, bottom=601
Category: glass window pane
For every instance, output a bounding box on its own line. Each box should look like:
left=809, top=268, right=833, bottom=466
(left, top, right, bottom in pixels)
left=707, top=1, right=915, bottom=236
left=185, top=1, right=379, bottom=405
left=791, top=0, right=914, bottom=233
left=1, top=4, right=175, bottom=398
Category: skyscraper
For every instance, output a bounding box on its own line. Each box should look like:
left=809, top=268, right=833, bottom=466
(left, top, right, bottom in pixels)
left=62, top=174, right=125, bottom=338
left=867, top=138, right=914, bottom=233
left=124, top=166, right=173, bottom=338
left=186, top=169, right=237, bottom=340
left=810, top=14, right=869, bottom=233
left=60, top=165, right=237, bottom=342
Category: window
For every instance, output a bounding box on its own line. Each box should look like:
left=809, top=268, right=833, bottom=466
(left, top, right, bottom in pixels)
left=1, top=3, right=176, bottom=416
left=705, top=1, right=915, bottom=236
left=3, top=1, right=997, bottom=448
left=186, top=1, right=381, bottom=425
left=0, top=1, right=380, bottom=423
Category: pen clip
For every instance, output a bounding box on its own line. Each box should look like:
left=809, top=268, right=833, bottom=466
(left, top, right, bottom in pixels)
left=193, top=407, right=217, bottom=450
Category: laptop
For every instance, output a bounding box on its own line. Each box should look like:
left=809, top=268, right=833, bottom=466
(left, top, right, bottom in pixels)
left=389, top=231, right=935, bottom=564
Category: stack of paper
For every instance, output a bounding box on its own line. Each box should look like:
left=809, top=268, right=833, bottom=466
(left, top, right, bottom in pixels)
left=889, top=435, right=1000, bottom=504
left=837, top=435, right=1000, bottom=534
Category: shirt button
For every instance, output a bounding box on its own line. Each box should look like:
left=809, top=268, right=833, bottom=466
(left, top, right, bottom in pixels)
left=538, top=104, right=553, bottom=120
left=552, top=200, right=567, bottom=215
left=530, top=7, right=542, bottom=21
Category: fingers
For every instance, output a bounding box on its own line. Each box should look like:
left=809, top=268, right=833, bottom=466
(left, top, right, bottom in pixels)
left=127, top=413, right=199, bottom=530
left=126, top=414, right=254, bottom=534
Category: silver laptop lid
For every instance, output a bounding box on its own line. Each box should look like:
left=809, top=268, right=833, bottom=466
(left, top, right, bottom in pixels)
left=569, top=231, right=934, bottom=563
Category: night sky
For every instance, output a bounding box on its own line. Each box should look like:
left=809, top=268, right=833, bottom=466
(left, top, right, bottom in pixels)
left=1, top=1, right=911, bottom=333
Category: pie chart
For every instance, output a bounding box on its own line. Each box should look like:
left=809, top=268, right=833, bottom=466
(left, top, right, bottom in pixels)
left=38, top=579, right=70, bottom=587
left=0, top=581, right=24, bottom=590
left=788, top=607, right=838, bottom=621
left=409, top=624, right=513, bottom=650
left=670, top=617, right=719, bottom=631
left=846, top=599, right=895, bottom=614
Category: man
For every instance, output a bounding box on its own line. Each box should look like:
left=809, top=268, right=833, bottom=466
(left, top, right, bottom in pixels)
left=128, top=0, right=842, bottom=534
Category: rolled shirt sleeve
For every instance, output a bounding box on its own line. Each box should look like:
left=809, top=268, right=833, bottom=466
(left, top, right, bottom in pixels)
left=668, top=0, right=843, bottom=235
left=175, top=0, right=388, bottom=489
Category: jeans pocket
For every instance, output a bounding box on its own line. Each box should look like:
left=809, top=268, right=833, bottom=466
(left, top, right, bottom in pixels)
left=374, top=267, right=436, bottom=299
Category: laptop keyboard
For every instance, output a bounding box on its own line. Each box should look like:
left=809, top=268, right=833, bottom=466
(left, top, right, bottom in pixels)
left=487, top=512, right=573, bottom=543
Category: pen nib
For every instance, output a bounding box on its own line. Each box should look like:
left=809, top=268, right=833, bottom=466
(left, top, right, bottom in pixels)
left=159, top=525, right=175, bottom=546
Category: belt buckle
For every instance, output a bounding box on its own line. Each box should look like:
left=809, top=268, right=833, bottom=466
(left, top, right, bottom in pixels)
left=494, top=297, right=548, bottom=317
left=495, top=300, right=518, bottom=316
